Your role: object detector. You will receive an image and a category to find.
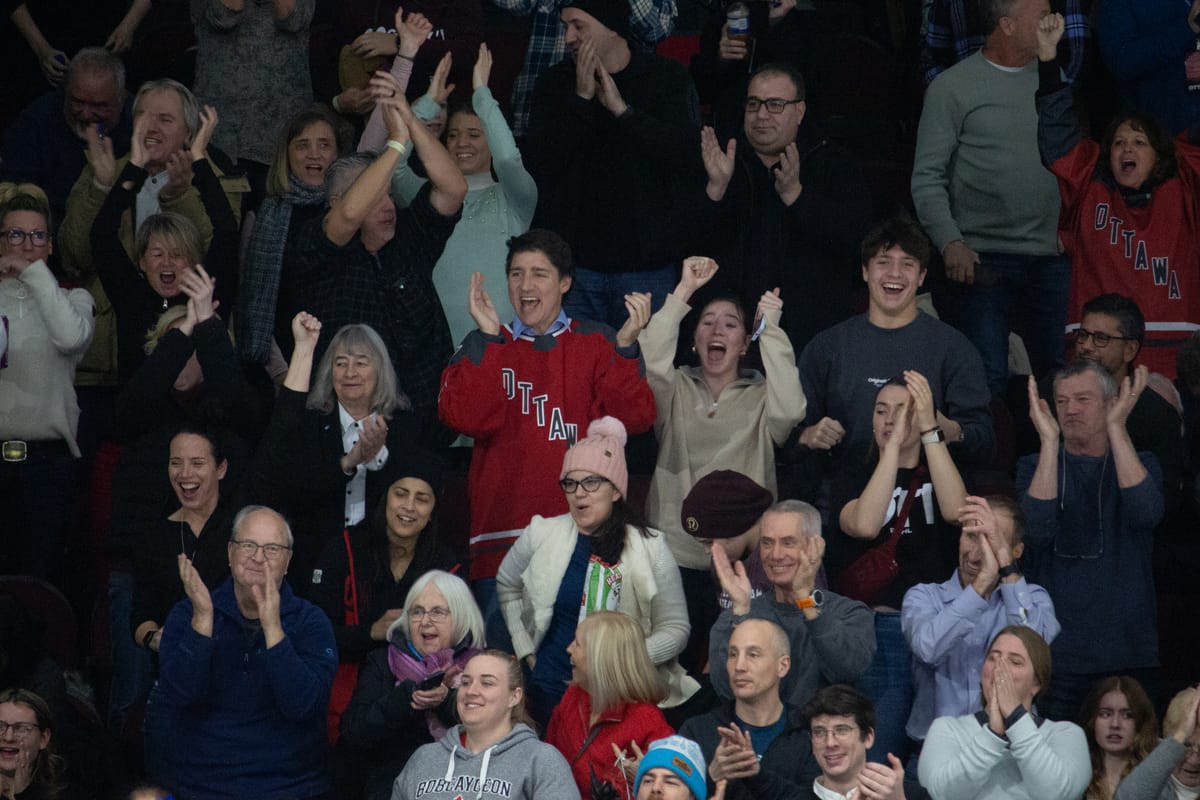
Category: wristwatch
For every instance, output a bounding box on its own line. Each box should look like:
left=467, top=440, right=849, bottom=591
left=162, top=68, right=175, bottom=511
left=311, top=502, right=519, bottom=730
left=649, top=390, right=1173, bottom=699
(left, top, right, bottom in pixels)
left=795, top=589, right=824, bottom=610
left=920, top=427, right=946, bottom=445
left=997, top=564, right=1020, bottom=579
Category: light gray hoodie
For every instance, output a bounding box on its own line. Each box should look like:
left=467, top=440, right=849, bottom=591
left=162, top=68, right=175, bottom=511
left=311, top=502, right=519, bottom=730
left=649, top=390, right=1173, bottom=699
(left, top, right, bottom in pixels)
left=390, top=723, right=580, bottom=800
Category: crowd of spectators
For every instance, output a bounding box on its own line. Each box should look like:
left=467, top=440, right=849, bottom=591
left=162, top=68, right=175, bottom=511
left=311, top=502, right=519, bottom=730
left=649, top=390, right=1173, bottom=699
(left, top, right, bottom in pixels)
left=5, top=0, right=1200, bottom=798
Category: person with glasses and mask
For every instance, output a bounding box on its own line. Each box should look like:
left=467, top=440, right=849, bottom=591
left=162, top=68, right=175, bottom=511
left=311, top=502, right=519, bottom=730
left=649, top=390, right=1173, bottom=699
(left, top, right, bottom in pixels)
left=496, top=416, right=696, bottom=725
left=338, top=570, right=483, bottom=800
left=1016, top=359, right=1164, bottom=722
left=157, top=504, right=336, bottom=799
left=697, top=62, right=869, bottom=352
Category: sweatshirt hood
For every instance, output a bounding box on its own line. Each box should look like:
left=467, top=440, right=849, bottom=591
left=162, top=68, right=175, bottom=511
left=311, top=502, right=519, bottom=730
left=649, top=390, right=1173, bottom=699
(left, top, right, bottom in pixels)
left=432, top=724, right=539, bottom=800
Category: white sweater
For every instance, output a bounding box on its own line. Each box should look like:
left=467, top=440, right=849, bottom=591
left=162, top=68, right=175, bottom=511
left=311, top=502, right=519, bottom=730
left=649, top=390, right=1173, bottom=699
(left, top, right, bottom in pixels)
left=0, top=261, right=94, bottom=455
left=919, top=710, right=1090, bottom=800
left=496, top=513, right=699, bottom=707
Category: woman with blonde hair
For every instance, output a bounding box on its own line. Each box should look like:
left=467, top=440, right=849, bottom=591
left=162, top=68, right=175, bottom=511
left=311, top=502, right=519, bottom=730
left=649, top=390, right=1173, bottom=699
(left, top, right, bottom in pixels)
left=1080, top=676, right=1159, bottom=800
left=1109, top=686, right=1200, bottom=800
left=546, top=610, right=674, bottom=799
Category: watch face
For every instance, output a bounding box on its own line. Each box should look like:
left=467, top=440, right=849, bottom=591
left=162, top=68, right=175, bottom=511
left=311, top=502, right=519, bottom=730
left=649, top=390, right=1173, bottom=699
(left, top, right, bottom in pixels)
left=811, top=589, right=824, bottom=608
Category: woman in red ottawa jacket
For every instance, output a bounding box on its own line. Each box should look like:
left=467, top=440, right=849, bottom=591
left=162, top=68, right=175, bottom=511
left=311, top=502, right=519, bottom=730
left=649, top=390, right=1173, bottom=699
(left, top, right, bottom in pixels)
left=1037, top=13, right=1200, bottom=379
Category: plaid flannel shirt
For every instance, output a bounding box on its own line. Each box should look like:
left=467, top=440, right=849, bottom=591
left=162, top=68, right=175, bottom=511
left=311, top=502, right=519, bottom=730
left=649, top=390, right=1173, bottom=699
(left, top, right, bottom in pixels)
left=921, top=0, right=1090, bottom=87
left=494, top=0, right=677, bottom=135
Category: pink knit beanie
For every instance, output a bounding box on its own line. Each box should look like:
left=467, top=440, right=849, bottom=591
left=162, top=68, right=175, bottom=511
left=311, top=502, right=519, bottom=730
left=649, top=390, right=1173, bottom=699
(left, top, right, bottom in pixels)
left=560, top=416, right=629, bottom=497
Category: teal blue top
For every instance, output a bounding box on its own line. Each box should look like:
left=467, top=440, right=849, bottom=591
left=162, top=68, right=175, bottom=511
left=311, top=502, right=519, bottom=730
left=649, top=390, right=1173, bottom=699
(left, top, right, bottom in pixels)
left=392, top=86, right=538, bottom=347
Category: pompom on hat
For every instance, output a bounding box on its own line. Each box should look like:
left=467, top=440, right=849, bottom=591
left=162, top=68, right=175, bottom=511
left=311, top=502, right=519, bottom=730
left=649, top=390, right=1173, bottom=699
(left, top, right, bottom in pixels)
left=634, top=736, right=707, bottom=800
left=560, top=416, right=628, bottom=497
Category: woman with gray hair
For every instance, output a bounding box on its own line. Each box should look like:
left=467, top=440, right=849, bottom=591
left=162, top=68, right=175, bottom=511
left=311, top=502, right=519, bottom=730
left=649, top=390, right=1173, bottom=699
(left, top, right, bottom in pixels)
left=251, top=311, right=418, bottom=594
left=338, top=569, right=484, bottom=800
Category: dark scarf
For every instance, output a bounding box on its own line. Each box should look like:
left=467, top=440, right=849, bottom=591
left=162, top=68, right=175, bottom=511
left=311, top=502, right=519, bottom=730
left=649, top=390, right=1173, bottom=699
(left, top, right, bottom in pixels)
left=237, top=174, right=326, bottom=362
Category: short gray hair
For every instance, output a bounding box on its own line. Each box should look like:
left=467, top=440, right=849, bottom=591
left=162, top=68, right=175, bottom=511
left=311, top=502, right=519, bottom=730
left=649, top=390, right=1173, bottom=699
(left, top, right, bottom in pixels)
left=231, top=505, right=293, bottom=547
left=133, top=78, right=200, bottom=144
left=1053, top=360, right=1118, bottom=402
left=732, top=617, right=791, bottom=660
left=68, top=47, right=126, bottom=95
left=324, top=152, right=376, bottom=200
left=390, top=570, right=485, bottom=648
left=764, top=499, right=822, bottom=538
left=306, top=323, right=409, bottom=417
left=981, top=0, right=1018, bottom=36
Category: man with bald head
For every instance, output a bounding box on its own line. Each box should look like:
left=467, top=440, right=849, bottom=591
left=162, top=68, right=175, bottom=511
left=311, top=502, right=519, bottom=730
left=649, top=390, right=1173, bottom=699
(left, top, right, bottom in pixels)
left=157, top=505, right=337, bottom=799
left=681, top=617, right=819, bottom=800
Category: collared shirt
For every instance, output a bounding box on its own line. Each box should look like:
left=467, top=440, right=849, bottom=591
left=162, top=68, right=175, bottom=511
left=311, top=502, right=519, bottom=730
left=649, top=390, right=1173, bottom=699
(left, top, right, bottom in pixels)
left=135, top=170, right=169, bottom=230
left=338, top=403, right=389, bottom=526
left=813, top=777, right=855, bottom=800
left=510, top=308, right=570, bottom=340
left=901, top=569, right=1060, bottom=740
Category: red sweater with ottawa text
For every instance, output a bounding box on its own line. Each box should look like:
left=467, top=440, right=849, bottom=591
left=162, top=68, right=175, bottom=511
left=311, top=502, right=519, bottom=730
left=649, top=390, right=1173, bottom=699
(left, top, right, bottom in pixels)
left=438, top=320, right=656, bottom=580
left=1041, top=75, right=1200, bottom=378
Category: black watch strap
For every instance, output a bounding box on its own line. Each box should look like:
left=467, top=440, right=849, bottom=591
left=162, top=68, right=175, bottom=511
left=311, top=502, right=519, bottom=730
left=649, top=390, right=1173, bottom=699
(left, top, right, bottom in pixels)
left=997, top=564, right=1020, bottom=579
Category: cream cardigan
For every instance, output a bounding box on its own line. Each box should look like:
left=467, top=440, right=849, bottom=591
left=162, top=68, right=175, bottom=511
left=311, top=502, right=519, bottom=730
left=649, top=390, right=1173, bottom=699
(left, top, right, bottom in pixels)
left=496, top=513, right=699, bottom=708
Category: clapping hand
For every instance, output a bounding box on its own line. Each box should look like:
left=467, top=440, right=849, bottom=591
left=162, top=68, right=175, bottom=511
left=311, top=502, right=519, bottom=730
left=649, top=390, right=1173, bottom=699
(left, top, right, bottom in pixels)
left=189, top=105, right=219, bottom=163
left=428, top=52, right=456, bottom=105
left=858, top=754, right=906, bottom=800
left=773, top=143, right=801, bottom=204
left=700, top=126, right=736, bottom=201
left=178, top=553, right=213, bottom=636
left=1027, top=375, right=1060, bottom=444
left=467, top=271, right=500, bottom=336
left=709, top=540, right=752, bottom=615
left=473, top=43, right=493, bottom=90
left=86, top=123, right=117, bottom=189
left=615, top=292, right=652, bottom=348
left=710, top=725, right=760, bottom=781
left=1107, top=364, right=1147, bottom=431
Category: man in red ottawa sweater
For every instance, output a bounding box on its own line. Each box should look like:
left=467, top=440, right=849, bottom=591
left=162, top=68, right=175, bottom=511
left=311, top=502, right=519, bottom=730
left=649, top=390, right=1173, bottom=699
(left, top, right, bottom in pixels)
left=438, top=228, right=657, bottom=627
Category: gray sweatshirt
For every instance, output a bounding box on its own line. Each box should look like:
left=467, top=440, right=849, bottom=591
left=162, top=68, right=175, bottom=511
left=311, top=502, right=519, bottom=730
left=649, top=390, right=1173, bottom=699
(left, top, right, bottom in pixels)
left=390, top=723, right=581, bottom=800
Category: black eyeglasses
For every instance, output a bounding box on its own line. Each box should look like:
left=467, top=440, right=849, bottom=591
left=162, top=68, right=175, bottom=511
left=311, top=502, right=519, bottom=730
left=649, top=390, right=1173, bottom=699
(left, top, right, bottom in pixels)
left=1, top=229, right=49, bottom=246
left=745, top=97, right=802, bottom=114
left=1073, top=328, right=1134, bottom=348
left=230, top=540, right=292, bottom=560
left=559, top=475, right=611, bottom=493
left=0, top=721, right=41, bottom=737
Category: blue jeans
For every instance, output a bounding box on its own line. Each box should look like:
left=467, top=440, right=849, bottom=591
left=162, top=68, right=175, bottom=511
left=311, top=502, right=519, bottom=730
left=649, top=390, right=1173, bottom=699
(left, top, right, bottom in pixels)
left=473, top=578, right=513, bottom=654
left=563, top=265, right=677, bottom=330
left=857, top=611, right=913, bottom=763
left=940, top=252, right=1071, bottom=395
left=107, top=571, right=155, bottom=733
